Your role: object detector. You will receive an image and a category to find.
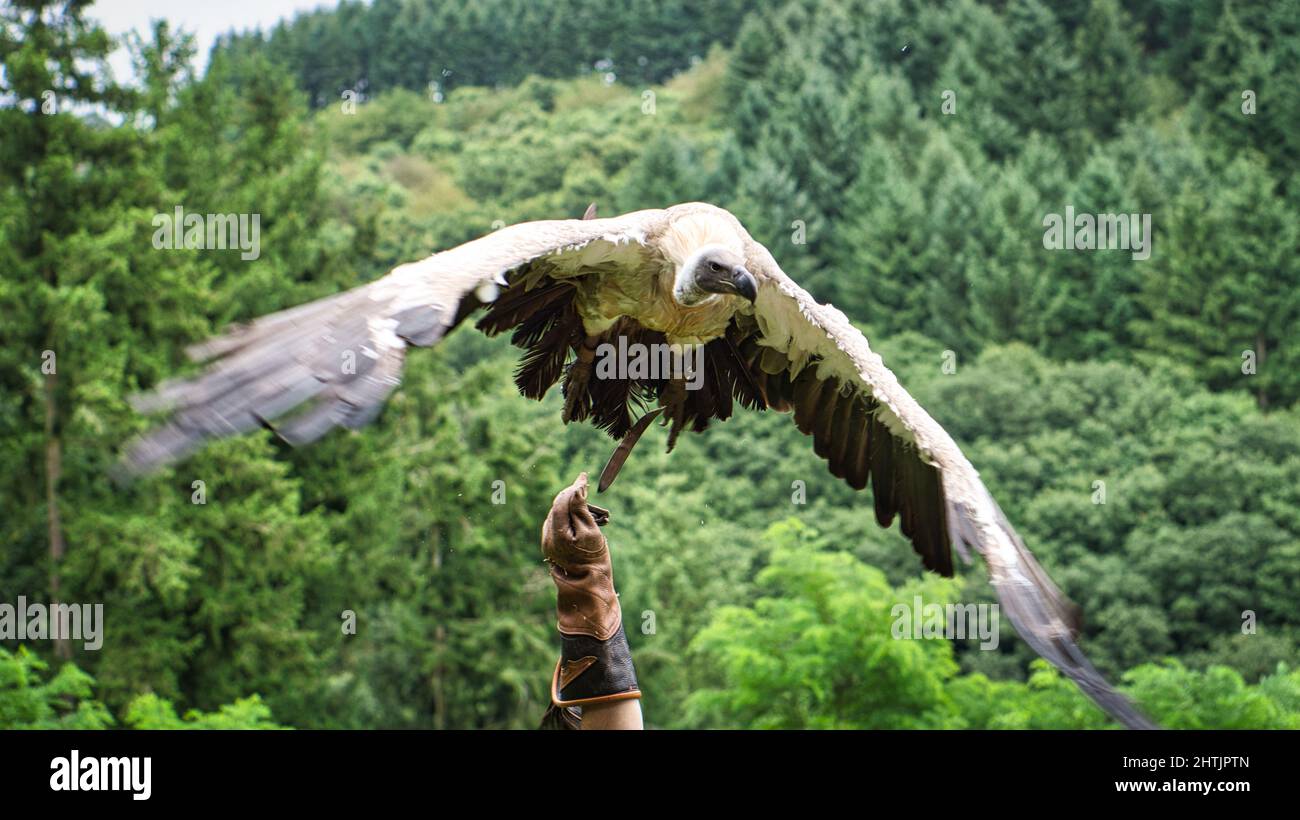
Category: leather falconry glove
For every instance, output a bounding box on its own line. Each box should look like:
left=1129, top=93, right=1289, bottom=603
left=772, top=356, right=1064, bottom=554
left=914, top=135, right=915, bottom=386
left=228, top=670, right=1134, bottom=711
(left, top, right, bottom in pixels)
left=539, top=472, right=640, bottom=728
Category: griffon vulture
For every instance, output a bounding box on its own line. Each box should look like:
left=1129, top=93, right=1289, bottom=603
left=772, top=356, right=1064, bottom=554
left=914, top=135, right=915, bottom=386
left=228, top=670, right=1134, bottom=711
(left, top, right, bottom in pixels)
left=125, top=202, right=1157, bottom=729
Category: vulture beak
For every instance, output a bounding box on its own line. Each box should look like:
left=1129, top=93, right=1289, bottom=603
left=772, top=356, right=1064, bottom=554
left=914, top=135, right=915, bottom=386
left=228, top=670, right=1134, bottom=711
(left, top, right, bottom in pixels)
left=731, top=266, right=758, bottom=302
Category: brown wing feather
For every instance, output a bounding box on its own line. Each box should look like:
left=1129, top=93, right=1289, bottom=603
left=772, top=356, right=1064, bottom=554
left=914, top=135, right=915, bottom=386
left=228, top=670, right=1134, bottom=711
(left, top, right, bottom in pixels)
left=701, top=315, right=958, bottom=577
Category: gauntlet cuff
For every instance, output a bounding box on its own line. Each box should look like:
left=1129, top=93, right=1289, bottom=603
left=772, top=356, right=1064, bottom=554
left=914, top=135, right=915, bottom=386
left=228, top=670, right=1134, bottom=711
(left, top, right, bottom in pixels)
left=550, top=620, right=641, bottom=707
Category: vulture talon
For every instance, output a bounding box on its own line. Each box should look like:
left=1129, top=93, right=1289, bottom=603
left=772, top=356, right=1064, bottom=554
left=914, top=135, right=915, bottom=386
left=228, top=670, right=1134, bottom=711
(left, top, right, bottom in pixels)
left=561, top=366, right=590, bottom=423
left=660, top=377, right=688, bottom=452
left=561, top=336, right=601, bottom=423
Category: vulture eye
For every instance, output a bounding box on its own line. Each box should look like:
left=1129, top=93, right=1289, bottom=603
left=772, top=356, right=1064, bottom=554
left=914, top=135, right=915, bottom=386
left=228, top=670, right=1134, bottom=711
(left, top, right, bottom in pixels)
left=708, top=261, right=723, bottom=273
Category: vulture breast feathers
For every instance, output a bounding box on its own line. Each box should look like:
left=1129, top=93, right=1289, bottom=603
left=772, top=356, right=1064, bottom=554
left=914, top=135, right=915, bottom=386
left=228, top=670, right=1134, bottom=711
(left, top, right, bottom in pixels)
left=124, top=202, right=1157, bottom=729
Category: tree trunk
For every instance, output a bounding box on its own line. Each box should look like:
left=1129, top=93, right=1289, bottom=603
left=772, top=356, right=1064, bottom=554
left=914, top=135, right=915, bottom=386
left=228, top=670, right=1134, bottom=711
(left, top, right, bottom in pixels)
left=1256, top=332, right=1269, bottom=411
left=44, top=370, right=70, bottom=659
left=432, top=623, right=447, bottom=730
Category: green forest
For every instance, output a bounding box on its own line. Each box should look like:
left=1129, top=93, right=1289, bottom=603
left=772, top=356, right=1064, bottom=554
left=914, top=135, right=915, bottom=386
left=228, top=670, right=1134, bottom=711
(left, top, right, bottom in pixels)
left=2, top=0, right=1298, bottom=729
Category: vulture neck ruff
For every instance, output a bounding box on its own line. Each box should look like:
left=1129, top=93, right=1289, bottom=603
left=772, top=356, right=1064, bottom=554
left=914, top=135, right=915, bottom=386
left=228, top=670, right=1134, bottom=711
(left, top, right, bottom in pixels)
left=657, top=212, right=746, bottom=272
left=661, top=211, right=750, bottom=322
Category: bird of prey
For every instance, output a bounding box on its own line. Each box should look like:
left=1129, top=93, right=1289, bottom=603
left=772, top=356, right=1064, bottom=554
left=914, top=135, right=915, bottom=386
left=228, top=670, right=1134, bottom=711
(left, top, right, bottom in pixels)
left=126, top=201, right=1156, bottom=729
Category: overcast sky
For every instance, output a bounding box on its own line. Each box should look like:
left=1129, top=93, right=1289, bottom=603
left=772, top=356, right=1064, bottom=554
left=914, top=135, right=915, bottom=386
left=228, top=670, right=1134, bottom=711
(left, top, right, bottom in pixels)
left=91, top=0, right=342, bottom=81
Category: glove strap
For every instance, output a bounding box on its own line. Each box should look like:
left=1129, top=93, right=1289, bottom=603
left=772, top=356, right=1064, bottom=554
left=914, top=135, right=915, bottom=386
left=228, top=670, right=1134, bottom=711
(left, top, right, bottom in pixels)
left=550, top=620, right=641, bottom=707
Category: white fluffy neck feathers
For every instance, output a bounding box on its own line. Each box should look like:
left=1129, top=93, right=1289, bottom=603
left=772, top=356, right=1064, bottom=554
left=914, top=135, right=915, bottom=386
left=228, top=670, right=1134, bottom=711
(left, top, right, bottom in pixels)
left=656, top=212, right=745, bottom=269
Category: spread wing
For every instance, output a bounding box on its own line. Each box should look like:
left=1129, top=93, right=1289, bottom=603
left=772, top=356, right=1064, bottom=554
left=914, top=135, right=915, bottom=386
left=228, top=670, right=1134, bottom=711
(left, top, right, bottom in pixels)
left=122, top=209, right=671, bottom=473
left=738, top=236, right=1158, bottom=730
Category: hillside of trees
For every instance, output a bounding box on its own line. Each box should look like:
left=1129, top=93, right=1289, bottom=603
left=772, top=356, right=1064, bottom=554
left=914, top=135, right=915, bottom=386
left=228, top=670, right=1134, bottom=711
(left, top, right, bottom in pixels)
left=2, top=0, right=1298, bottom=728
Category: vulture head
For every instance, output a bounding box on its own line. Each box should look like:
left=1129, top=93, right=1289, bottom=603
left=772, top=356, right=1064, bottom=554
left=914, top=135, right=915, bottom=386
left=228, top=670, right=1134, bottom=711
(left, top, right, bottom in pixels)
left=673, top=244, right=758, bottom=306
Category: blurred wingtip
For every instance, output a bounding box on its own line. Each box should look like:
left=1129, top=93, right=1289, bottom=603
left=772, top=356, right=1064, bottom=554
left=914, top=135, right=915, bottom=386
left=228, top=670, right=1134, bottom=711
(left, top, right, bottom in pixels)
left=963, top=495, right=1160, bottom=729
left=116, top=422, right=205, bottom=479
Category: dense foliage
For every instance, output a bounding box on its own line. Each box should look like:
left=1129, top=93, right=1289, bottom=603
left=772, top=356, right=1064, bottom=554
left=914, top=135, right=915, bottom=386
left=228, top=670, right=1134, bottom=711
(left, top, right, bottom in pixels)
left=211, top=0, right=762, bottom=106
left=1, top=0, right=1296, bottom=728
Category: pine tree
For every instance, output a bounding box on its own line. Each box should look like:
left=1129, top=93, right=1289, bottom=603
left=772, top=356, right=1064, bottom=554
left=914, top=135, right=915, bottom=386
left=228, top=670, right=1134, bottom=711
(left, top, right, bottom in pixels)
left=1071, top=0, right=1146, bottom=141
left=0, top=0, right=150, bottom=660
left=1133, top=154, right=1300, bottom=408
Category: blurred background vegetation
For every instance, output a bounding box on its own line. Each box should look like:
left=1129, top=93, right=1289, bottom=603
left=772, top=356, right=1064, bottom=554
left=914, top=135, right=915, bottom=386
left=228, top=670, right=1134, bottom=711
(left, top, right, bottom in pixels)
left=2, top=0, right=1298, bottom=728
